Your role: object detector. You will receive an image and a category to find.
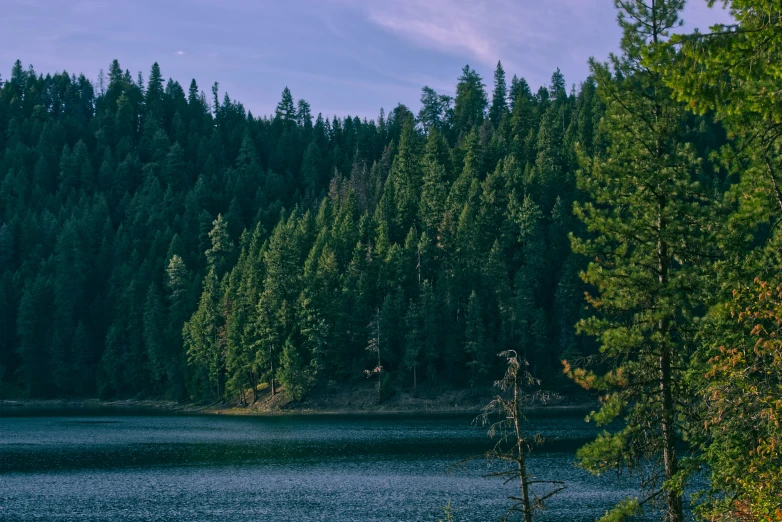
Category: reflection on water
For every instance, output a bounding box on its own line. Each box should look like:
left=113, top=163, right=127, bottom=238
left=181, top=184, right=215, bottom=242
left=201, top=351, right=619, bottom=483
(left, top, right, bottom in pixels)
left=0, top=413, right=648, bottom=521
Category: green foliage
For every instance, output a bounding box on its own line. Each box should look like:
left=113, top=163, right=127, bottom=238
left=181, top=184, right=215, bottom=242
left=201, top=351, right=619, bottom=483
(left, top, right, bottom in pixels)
left=575, top=428, right=629, bottom=475
left=664, top=2, right=782, bottom=520
left=567, top=1, right=719, bottom=519
left=418, top=87, right=452, bottom=135
left=205, top=214, right=234, bottom=277
left=183, top=268, right=225, bottom=399
left=666, top=1, right=782, bottom=247
left=275, top=87, right=296, bottom=123
left=692, top=266, right=782, bottom=521
left=452, top=65, right=488, bottom=138
left=389, top=116, right=422, bottom=234
left=277, top=337, right=315, bottom=401
left=489, top=61, right=509, bottom=127
left=597, top=499, right=641, bottom=522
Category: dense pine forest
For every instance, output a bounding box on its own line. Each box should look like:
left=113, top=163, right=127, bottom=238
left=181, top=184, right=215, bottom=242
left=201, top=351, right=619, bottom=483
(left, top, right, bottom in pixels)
left=0, top=57, right=623, bottom=401
left=1, top=0, right=781, bottom=519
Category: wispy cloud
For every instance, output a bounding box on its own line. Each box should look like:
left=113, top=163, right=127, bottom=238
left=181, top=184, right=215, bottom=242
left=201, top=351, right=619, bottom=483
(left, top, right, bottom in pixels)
left=349, top=0, right=516, bottom=68
left=332, top=0, right=616, bottom=73
left=367, top=1, right=498, bottom=66
left=175, top=50, right=185, bottom=56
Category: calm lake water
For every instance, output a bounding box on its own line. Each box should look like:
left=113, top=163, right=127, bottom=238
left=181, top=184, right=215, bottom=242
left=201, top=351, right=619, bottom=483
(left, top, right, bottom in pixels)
left=0, top=412, right=649, bottom=521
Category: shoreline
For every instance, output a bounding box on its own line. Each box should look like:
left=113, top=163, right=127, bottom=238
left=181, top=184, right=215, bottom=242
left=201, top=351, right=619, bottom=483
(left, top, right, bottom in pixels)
left=0, top=397, right=596, bottom=418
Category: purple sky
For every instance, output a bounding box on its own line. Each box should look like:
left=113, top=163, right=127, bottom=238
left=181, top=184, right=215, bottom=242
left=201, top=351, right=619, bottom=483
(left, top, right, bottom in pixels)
left=2, top=0, right=732, bottom=120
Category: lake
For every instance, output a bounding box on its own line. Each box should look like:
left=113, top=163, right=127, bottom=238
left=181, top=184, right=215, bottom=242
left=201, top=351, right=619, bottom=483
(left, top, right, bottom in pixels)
left=0, top=412, right=648, bottom=521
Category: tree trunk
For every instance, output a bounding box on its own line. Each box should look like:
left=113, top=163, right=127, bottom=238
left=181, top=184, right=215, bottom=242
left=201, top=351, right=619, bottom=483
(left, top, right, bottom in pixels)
left=513, top=375, right=533, bottom=522
left=248, top=371, right=257, bottom=403
left=658, top=194, right=683, bottom=522
left=518, top=451, right=532, bottom=522
left=376, top=337, right=382, bottom=403
left=660, top=344, right=682, bottom=522
left=270, top=355, right=275, bottom=396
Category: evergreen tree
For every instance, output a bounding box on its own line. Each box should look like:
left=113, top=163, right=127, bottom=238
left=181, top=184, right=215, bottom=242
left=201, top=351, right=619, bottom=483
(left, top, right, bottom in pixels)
left=567, top=2, right=716, bottom=520
left=418, top=87, right=452, bottom=134
left=205, top=214, right=234, bottom=278
left=489, top=61, right=508, bottom=127
left=183, top=268, right=225, bottom=399
left=16, top=278, right=50, bottom=397
left=296, top=99, right=313, bottom=131
left=277, top=337, right=314, bottom=401
left=146, top=62, right=164, bottom=117
left=275, top=87, right=296, bottom=123
left=385, top=116, right=422, bottom=236
left=165, top=254, right=190, bottom=397
left=510, top=195, right=547, bottom=366
left=549, top=68, right=566, bottom=101
left=452, top=65, right=487, bottom=138
left=252, top=289, right=281, bottom=396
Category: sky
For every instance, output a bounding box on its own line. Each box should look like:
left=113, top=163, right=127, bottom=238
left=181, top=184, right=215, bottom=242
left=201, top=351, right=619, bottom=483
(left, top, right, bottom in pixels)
left=1, top=0, right=733, bottom=120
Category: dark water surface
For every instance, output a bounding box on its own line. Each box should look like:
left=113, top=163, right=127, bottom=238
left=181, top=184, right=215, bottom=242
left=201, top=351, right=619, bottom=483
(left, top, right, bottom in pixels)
left=0, top=412, right=642, bottom=521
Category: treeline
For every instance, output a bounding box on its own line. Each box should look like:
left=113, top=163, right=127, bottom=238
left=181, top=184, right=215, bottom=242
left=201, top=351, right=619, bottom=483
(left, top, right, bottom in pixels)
left=0, top=53, right=635, bottom=401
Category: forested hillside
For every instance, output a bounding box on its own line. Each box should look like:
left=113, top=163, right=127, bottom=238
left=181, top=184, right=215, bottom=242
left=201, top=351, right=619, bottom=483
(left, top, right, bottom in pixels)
left=0, top=55, right=727, bottom=402
left=0, top=59, right=639, bottom=401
